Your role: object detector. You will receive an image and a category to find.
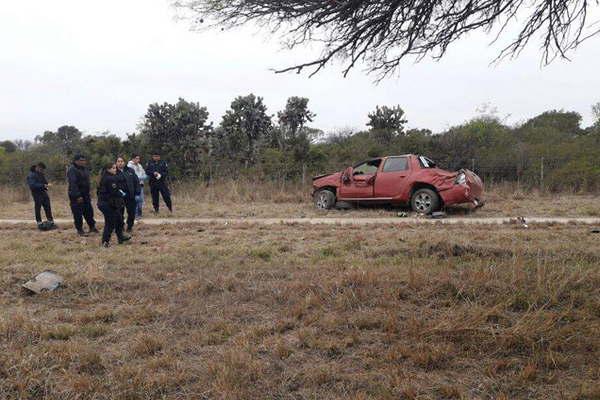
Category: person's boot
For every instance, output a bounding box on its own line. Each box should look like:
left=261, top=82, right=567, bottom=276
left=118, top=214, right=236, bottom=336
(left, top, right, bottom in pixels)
left=126, top=226, right=133, bottom=233
left=77, top=229, right=88, bottom=237
left=89, top=227, right=100, bottom=234
left=47, top=221, right=57, bottom=230
left=101, top=241, right=110, bottom=248
left=117, top=234, right=131, bottom=244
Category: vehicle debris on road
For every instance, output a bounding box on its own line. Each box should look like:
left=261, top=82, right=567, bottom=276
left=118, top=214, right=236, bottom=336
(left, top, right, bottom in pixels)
left=22, top=270, right=64, bottom=294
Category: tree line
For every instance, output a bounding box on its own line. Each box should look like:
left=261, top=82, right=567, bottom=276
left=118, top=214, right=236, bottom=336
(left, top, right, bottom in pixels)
left=1, top=96, right=600, bottom=192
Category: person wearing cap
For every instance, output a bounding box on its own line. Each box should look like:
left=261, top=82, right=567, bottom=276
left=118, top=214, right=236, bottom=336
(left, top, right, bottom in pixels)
left=127, top=154, right=147, bottom=219
left=67, top=154, right=98, bottom=236
left=145, top=151, right=172, bottom=213
left=26, top=162, right=55, bottom=229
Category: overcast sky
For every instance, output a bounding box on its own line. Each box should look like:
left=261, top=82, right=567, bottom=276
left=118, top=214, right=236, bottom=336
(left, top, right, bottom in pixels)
left=1, top=0, right=599, bottom=141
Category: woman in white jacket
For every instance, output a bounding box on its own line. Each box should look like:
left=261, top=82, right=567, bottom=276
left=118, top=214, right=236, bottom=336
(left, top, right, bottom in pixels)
left=127, top=154, right=148, bottom=218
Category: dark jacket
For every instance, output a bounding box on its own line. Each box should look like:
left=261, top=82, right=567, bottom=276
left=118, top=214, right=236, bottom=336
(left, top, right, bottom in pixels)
left=27, top=169, right=48, bottom=195
left=145, top=160, right=169, bottom=185
left=67, top=163, right=91, bottom=199
left=97, top=174, right=126, bottom=208
left=117, top=166, right=141, bottom=198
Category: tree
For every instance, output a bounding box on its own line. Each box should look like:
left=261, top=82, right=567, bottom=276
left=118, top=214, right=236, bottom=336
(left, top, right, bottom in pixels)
left=518, top=110, right=583, bottom=143
left=367, top=105, right=408, bottom=144
left=219, top=94, right=272, bottom=167
left=593, top=102, right=600, bottom=126
left=277, top=96, right=318, bottom=157
left=139, top=98, right=213, bottom=177
left=277, top=97, right=316, bottom=144
left=35, top=125, right=83, bottom=157
left=0, top=140, right=17, bottom=153
left=174, top=0, right=599, bottom=79
left=14, top=140, right=33, bottom=151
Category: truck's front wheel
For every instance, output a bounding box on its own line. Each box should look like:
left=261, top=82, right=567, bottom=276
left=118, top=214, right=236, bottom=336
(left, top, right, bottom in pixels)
left=314, top=189, right=336, bottom=210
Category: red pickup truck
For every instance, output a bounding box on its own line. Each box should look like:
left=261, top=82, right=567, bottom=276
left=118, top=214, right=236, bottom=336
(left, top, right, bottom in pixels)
left=312, top=154, right=484, bottom=214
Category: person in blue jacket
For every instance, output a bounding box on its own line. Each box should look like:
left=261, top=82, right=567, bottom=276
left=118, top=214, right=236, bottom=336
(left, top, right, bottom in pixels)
left=26, top=162, right=55, bottom=229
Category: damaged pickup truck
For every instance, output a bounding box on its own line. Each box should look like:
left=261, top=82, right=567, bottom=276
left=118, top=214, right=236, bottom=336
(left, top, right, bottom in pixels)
left=312, top=154, right=484, bottom=214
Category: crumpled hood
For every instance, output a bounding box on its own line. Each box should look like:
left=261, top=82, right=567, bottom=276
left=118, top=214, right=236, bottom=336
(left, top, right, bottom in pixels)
left=312, top=172, right=342, bottom=186
left=312, top=173, right=333, bottom=181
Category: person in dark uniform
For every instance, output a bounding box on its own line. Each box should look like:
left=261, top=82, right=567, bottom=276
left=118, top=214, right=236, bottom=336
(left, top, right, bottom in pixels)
left=97, top=162, right=131, bottom=247
left=26, top=162, right=55, bottom=230
left=116, top=156, right=140, bottom=232
left=67, top=154, right=98, bottom=236
left=145, top=151, right=172, bottom=214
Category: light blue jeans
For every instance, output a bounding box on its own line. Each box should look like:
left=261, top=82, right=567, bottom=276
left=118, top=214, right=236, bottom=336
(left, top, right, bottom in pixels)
left=135, top=185, right=145, bottom=217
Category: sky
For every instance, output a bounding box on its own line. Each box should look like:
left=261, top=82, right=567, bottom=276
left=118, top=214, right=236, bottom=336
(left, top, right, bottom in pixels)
left=1, top=0, right=599, bottom=141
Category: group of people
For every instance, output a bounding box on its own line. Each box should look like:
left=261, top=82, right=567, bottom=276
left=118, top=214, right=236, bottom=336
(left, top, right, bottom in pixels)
left=26, top=151, right=173, bottom=247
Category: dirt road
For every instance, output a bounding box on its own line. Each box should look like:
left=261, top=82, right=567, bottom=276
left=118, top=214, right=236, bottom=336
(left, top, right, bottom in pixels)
left=1, top=217, right=600, bottom=226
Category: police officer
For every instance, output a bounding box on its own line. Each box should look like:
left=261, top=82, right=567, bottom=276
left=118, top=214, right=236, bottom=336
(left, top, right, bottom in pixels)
left=26, top=162, right=55, bottom=230
left=116, top=156, right=140, bottom=232
left=67, top=154, right=98, bottom=236
left=145, top=151, right=172, bottom=214
left=97, top=162, right=130, bottom=247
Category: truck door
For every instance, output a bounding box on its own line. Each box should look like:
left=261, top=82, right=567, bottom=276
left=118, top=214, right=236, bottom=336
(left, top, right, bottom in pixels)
left=373, top=156, right=409, bottom=198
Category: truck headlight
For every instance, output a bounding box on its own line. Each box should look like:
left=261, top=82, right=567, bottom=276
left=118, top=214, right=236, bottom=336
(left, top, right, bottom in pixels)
left=455, top=172, right=466, bottom=185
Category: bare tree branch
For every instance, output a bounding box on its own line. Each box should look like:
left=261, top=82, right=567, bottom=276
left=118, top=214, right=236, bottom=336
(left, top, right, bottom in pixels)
left=173, top=0, right=600, bottom=79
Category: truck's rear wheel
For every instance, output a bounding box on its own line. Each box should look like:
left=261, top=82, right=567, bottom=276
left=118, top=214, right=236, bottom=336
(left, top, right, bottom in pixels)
left=411, top=188, right=440, bottom=214
left=314, top=189, right=336, bottom=210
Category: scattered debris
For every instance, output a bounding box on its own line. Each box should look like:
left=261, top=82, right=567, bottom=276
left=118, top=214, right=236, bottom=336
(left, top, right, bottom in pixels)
left=430, top=211, right=446, bottom=219
left=22, top=271, right=64, bottom=294
left=591, top=228, right=600, bottom=234
left=197, top=228, right=205, bottom=232
left=517, top=216, right=529, bottom=228
left=397, top=211, right=408, bottom=218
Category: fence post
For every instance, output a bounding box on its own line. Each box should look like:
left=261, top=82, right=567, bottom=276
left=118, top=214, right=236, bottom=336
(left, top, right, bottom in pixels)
left=302, top=163, right=307, bottom=186
left=540, top=157, right=544, bottom=191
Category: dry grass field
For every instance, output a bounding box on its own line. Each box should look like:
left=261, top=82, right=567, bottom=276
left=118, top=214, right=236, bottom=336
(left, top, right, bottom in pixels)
left=1, top=221, right=599, bottom=399
left=0, top=181, right=599, bottom=220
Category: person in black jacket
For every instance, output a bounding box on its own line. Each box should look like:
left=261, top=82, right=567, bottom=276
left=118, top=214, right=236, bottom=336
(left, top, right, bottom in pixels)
left=26, top=162, right=55, bottom=229
left=67, top=154, right=98, bottom=236
left=145, top=151, right=172, bottom=214
left=97, top=162, right=131, bottom=247
left=116, top=156, right=140, bottom=232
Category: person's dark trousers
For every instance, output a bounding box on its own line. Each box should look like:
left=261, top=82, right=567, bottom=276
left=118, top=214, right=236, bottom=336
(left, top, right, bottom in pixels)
left=121, top=198, right=137, bottom=230
left=33, top=192, right=53, bottom=223
left=150, top=182, right=172, bottom=212
left=70, top=196, right=96, bottom=232
left=98, top=202, right=124, bottom=243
